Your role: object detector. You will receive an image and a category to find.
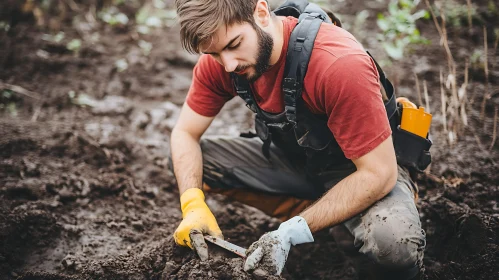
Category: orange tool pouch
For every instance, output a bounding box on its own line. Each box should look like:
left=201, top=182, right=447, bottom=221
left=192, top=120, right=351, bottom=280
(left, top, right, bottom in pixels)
left=392, top=98, right=432, bottom=172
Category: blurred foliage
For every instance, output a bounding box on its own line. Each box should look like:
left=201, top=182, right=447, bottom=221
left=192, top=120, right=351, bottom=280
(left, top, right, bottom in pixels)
left=66, top=38, right=82, bottom=53
left=98, top=6, right=130, bottom=26
left=0, top=21, right=11, bottom=31
left=432, top=0, right=481, bottom=27
left=377, top=0, right=430, bottom=60
left=52, top=31, right=65, bottom=42
left=135, top=0, right=176, bottom=34
left=3, top=0, right=175, bottom=60
left=470, top=49, right=485, bottom=70
left=115, top=59, right=129, bottom=72
left=338, top=9, right=370, bottom=39
left=68, top=90, right=95, bottom=107
left=1, top=90, right=19, bottom=117
left=430, top=0, right=499, bottom=28
left=1, top=90, right=14, bottom=101
left=488, top=0, right=497, bottom=14
left=138, top=40, right=152, bottom=55
left=10, top=0, right=175, bottom=31
left=444, top=1, right=477, bottom=27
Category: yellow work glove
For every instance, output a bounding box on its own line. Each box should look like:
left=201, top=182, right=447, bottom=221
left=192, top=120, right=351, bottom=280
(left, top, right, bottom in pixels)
left=173, top=188, right=223, bottom=248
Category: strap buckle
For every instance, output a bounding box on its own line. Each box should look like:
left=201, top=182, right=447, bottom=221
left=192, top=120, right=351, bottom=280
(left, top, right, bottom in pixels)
left=245, top=103, right=257, bottom=113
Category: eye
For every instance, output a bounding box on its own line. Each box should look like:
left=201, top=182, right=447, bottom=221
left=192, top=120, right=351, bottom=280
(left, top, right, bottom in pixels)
left=228, top=42, right=241, bottom=50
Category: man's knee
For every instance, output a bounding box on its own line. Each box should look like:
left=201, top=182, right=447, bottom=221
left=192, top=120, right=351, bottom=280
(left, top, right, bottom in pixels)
left=364, top=211, right=425, bottom=268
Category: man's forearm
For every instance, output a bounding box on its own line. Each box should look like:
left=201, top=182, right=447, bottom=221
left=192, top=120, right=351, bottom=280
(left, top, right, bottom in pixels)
left=300, top=169, right=395, bottom=232
left=171, top=129, right=204, bottom=195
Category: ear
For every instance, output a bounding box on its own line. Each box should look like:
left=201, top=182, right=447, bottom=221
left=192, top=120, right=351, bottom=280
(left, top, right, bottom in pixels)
left=253, top=0, right=271, bottom=27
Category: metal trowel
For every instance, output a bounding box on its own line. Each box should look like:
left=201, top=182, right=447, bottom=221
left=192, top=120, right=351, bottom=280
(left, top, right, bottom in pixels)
left=203, top=235, right=247, bottom=258
left=190, top=230, right=247, bottom=260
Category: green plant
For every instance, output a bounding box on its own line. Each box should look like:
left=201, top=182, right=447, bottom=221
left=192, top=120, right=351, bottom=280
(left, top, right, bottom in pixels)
left=138, top=40, right=152, bottom=56
left=487, top=0, right=498, bottom=16
left=115, top=59, right=128, bottom=72
left=135, top=1, right=176, bottom=33
left=0, top=21, right=10, bottom=32
left=349, top=10, right=370, bottom=39
left=66, top=39, right=82, bottom=54
left=68, top=91, right=96, bottom=107
left=377, top=0, right=430, bottom=60
left=1, top=89, right=13, bottom=100
left=470, top=49, right=484, bottom=69
left=98, top=6, right=129, bottom=26
left=433, top=0, right=479, bottom=27
left=1, top=90, right=18, bottom=116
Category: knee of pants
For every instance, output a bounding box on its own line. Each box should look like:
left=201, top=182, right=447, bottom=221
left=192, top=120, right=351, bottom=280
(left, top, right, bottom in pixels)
left=364, top=214, right=426, bottom=268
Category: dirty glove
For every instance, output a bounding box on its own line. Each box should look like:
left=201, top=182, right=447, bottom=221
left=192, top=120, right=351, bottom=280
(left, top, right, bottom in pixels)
left=174, top=188, right=223, bottom=248
left=244, top=216, right=314, bottom=275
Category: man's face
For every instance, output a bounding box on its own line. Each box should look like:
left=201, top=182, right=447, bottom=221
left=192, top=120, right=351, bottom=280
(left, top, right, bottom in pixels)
left=200, top=22, right=274, bottom=82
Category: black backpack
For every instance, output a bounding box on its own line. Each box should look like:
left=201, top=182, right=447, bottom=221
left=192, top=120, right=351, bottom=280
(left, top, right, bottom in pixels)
left=234, top=0, right=432, bottom=172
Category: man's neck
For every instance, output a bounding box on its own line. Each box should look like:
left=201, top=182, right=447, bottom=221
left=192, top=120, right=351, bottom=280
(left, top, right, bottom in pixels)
left=269, top=16, right=285, bottom=66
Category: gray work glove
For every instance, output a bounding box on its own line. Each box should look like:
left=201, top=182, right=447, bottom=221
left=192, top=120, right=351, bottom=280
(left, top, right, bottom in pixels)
left=244, top=216, right=314, bottom=275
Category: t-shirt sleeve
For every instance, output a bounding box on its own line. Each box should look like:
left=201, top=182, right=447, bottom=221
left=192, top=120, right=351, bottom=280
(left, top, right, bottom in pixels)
left=186, top=54, right=234, bottom=117
left=319, top=53, right=392, bottom=159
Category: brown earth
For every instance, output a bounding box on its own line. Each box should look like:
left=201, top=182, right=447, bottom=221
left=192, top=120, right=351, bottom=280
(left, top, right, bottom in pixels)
left=0, top=0, right=498, bottom=279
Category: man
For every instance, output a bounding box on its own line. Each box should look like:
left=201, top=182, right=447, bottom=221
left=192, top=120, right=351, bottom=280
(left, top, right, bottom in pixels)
left=170, top=0, right=426, bottom=279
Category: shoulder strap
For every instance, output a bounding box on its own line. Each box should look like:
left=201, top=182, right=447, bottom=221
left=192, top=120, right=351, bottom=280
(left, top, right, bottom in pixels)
left=274, top=1, right=331, bottom=23
left=283, top=10, right=325, bottom=124
left=232, top=73, right=258, bottom=113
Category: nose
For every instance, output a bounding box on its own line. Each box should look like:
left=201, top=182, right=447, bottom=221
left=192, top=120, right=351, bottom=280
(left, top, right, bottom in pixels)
left=220, top=52, right=238, bottom=72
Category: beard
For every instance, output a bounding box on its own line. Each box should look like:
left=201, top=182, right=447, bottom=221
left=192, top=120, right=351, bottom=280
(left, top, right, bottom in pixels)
left=235, top=24, right=274, bottom=82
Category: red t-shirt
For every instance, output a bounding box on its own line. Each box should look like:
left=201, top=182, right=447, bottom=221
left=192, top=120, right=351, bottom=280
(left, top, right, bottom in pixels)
left=186, top=17, right=391, bottom=159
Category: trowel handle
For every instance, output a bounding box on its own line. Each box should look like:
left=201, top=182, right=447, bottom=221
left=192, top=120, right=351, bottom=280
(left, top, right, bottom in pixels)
left=190, top=229, right=209, bottom=261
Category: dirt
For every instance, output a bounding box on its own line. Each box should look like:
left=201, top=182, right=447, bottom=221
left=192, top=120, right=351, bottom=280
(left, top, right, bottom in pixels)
left=0, top=0, right=498, bottom=279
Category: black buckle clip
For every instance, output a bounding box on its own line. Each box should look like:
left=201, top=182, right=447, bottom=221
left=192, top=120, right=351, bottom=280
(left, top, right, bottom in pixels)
left=245, top=103, right=257, bottom=113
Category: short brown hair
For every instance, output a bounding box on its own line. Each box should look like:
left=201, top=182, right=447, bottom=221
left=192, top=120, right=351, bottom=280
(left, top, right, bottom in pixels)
left=175, top=0, right=260, bottom=53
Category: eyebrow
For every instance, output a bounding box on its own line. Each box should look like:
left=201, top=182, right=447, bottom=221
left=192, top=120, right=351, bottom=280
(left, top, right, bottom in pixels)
left=203, top=35, right=241, bottom=55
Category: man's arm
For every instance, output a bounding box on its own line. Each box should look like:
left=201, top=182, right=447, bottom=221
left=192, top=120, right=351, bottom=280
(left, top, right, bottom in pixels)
left=171, top=102, right=215, bottom=194
left=172, top=103, right=225, bottom=249
left=300, top=135, right=398, bottom=232
left=243, top=139, right=397, bottom=275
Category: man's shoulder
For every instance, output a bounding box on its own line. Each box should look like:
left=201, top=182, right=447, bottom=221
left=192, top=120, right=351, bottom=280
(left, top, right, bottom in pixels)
left=302, top=25, right=378, bottom=101
left=311, top=23, right=366, bottom=60
left=305, top=24, right=374, bottom=80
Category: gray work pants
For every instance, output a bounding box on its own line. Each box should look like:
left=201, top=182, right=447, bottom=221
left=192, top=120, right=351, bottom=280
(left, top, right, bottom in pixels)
left=199, top=136, right=425, bottom=275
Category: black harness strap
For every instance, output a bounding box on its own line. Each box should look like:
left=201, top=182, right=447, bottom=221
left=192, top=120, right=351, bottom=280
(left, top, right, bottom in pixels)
left=232, top=73, right=274, bottom=160
left=283, top=14, right=323, bottom=125
left=232, top=73, right=258, bottom=113
left=233, top=10, right=324, bottom=160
